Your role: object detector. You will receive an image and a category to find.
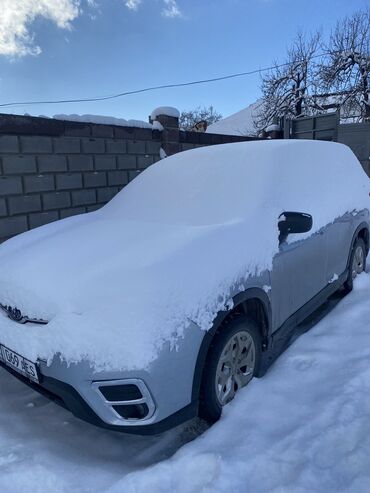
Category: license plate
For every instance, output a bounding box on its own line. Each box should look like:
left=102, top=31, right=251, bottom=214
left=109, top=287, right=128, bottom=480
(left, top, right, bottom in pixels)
left=0, top=344, right=39, bottom=383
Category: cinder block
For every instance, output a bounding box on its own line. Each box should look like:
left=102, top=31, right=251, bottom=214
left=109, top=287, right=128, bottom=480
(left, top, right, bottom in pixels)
left=71, top=189, right=96, bottom=206
left=42, top=191, right=71, bottom=210
left=127, top=141, right=146, bottom=154
left=97, top=187, right=118, bottom=203
left=0, top=198, right=6, bottom=216
left=108, top=171, right=128, bottom=186
left=38, top=155, right=67, bottom=173
left=145, top=141, right=161, bottom=154
left=29, top=211, right=59, bottom=229
left=83, top=172, right=107, bottom=188
left=68, top=155, right=93, bottom=171
left=135, top=127, right=153, bottom=140
left=54, top=137, right=81, bottom=154
left=87, top=204, right=102, bottom=213
left=95, top=155, right=116, bottom=170
left=180, top=143, right=196, bottom=151
left=2, top=155, right=37, bottom=174
left=24, top=175, right=55, bottom=193
left=64, top=123, right=91, bottom=137
left=60, top=207, right=86, bottom=219
left=56, top=173, right=83, bottom=190
left=81, top=138, right=105, bottom=154
left=0, top=216, right=28, bottom=237
left=0, top=135, right=19, bottom=153
left=113, top=127, right=135, bottom=139
left=0, top=176, right=23, bottom=196
left=91, top=125, right=114, bottom=138
left=117, top=155, right=137, bottom=169
left=128, top=170, right=142, bottom=182
left=8, top=195, right=41, bottom=215
left=106, top=140, right=127, bottom=154
left=137, top=155, right=154, bottom=168
left=20, top=136, right=52, bottom=154
left=135, top=128, right=153, bottom=140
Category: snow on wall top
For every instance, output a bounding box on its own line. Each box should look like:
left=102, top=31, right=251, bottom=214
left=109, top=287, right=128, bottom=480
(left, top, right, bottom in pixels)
left=207, top=100, right=262, bottom=136
left=53, top=114, right=152, bottom=129
left=150, top=106, right=180, bottom=120
left=0, top=140, right=368, bottom=372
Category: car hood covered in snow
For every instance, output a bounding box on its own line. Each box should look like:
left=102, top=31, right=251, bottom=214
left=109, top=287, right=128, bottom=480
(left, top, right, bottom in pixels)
left=0, top=140, right=368, bottom=371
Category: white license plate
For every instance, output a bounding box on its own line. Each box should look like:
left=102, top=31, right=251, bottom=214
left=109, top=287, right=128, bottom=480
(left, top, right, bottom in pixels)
left=0, top=344, right=39, bottom=383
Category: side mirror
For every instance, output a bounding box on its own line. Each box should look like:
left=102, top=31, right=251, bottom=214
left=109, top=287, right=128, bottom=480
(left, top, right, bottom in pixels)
left=278, top=211, right=313, bottom=242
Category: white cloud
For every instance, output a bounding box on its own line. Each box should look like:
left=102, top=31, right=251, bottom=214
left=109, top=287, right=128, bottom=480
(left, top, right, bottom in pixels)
left=0, top=0, right=182, bottom=57
left=162, top=0, right=181, bottom=18
left=124, top=0, right=182, bottom=18
left=125, top=0, right=142, bottom=10
left=0, top=0, right=80, bottom=57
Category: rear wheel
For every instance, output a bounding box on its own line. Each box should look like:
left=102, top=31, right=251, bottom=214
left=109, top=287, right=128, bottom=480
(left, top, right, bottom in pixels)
left=343, top=237, right=366, bottom=293
left=199, top=316, right=261, bottom=423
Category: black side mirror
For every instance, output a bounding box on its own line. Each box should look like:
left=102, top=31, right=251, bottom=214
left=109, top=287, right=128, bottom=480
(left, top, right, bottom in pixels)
left=278, top=211, right=313, bottom=242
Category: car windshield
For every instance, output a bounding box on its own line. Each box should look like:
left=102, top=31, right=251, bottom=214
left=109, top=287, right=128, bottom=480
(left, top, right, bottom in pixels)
left=103, top=142, right=271, bottom=226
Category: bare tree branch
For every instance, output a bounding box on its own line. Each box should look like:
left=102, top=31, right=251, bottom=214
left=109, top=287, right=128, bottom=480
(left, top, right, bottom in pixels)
left=319, top=8, right=370, bottom=120
left=179, top=106, right=222, bottom=131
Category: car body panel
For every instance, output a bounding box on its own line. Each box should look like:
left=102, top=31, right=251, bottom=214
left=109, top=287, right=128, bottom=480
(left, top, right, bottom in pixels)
left=270, top=231, right=327, bottom=330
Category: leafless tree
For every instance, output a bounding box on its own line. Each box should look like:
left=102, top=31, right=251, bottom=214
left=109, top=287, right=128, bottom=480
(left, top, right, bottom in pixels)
left=255, top=32, right=321, bottom=129
left=179, top=105, right=222, bottom=131
left=319, top=8, right=370, bottom=121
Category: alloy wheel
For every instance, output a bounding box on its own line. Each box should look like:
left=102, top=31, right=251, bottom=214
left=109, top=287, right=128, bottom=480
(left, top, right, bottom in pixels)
left=215, top=330, right=256, bottom=406
left=352, top=245, right=365, bottom=280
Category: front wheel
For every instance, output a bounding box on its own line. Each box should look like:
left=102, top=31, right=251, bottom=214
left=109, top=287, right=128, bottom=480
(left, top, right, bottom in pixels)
left=199, top=316, right=261, bottom=423
left=343, top=237, right=366, bottom=293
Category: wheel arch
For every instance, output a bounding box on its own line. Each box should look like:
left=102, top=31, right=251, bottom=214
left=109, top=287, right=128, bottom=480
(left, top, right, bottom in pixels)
left=357, top=225, right=369, bottom=255
left=348, top=222, right=369, bottom=268
left=191, top=288, right=271, bottom=402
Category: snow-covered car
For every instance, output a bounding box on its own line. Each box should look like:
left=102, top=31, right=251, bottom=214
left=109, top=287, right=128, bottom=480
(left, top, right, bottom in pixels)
left=0, top=140, right=368, bottom=434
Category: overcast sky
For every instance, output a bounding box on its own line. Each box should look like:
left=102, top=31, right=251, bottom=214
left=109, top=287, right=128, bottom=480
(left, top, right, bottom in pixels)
left=0, top=0, right=368, bottom=122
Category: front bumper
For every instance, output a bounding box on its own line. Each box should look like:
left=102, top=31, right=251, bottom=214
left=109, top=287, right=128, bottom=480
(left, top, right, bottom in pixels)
left=0, top=319, right=205, bottom=434
left=0, top=359, right=198, bottom=434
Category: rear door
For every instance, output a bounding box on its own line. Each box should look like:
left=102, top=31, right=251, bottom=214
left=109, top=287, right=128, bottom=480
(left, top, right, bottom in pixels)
left=270, top=227, right=328, bottom=331
left=325, top=212, right=359, bottom=283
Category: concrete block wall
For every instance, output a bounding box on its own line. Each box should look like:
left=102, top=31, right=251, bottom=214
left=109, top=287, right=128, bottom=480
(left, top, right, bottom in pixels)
left=0, top=115, right=161, bottom=243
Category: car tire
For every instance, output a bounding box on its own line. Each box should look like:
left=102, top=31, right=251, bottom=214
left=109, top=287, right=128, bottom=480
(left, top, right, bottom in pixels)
left=199, top=315, right=262, bottom=423
left=343, top=237, right=366, bottom=294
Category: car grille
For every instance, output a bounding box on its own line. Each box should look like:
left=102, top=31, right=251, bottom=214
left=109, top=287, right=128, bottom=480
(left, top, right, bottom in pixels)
left=0, top=303, right=48, bottom=325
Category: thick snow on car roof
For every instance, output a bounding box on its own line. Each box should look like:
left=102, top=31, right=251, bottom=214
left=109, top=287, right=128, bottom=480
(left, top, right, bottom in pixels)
left=0, top=140, right=368, bottom=371
left=104, top=139, right=367, bottom=226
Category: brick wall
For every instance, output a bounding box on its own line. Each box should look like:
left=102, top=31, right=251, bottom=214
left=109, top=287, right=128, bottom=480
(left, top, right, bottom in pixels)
left=0, top=112, right=254, bottom=243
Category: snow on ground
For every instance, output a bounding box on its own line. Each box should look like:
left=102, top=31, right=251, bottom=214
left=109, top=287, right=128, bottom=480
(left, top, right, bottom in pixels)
left=2, top=272, right=370, bottom=493
left=207, top=100, right=262, bottom=136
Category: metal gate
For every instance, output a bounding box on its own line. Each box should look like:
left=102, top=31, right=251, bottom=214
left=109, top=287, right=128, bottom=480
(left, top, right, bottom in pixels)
left=283, top=112, right=339, bottom=141
left=338, top=123, right=370, bottom=176
left=283, top=112, right=370, bottom=176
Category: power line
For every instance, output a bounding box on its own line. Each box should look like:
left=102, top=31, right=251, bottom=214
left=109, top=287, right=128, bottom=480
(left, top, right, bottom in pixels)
left=0, top=52, right=329, bottom=109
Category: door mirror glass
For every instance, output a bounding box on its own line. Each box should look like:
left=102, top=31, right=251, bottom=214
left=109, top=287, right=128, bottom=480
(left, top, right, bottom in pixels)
left=278, top=211, right=313, bottom=242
